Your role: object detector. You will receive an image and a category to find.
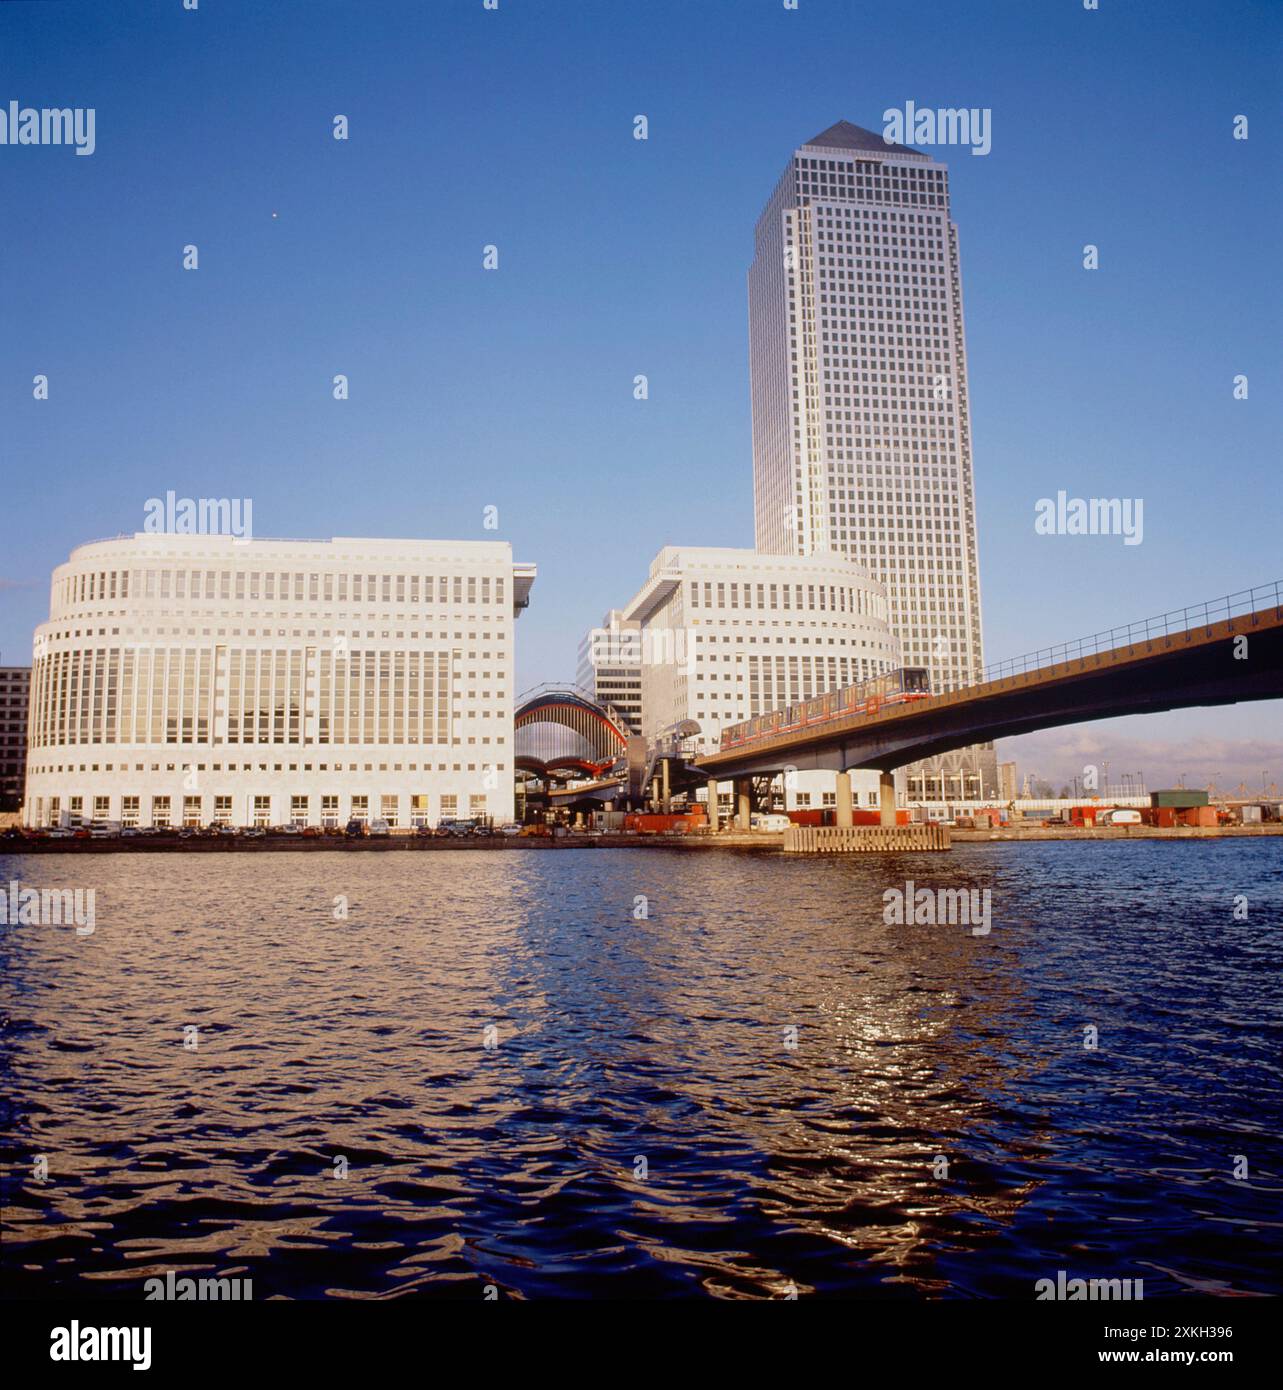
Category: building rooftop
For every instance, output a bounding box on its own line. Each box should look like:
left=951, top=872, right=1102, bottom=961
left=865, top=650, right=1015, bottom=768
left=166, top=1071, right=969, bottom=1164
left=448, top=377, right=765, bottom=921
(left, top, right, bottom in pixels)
left=803, top=118, right=923, bottom=158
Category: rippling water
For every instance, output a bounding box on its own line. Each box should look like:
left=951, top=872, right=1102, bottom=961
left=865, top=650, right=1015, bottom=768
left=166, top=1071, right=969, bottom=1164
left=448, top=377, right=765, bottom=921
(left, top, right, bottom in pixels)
left=2, top=842, right=1280, bottom=1299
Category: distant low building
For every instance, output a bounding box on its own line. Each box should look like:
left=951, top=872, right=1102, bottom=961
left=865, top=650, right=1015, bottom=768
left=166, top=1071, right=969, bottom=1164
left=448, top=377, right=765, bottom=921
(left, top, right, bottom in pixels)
left=0, top=666, right=31, bottom=809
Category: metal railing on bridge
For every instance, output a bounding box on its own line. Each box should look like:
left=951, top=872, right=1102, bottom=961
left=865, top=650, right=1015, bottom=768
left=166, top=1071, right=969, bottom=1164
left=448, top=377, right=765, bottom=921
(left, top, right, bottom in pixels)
left=973, top=580, right=1282, bottom=688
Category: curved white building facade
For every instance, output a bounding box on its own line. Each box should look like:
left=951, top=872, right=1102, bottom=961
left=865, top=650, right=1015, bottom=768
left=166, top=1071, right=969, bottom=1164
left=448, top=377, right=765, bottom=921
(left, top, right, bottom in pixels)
left=621, top=545, right=903, bottom=812
left=623, top=546, right=899, bottom=751
left=24, top=535, right=535, bottom=829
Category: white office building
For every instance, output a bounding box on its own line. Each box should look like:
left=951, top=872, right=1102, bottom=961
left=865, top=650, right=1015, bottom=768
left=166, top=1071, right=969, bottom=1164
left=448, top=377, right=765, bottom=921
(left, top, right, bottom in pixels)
left=576, top=609, right=643, bottom=735
left=748, top=120, right=996, bottom=798
left=620, top=545, right=900, bottom=811
left=23, top=534, right=535, bottom=829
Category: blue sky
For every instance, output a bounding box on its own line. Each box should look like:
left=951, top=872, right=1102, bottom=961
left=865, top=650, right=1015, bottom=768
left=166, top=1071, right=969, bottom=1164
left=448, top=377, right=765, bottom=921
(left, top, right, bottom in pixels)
left=2, top=0, right=1279, bottom=790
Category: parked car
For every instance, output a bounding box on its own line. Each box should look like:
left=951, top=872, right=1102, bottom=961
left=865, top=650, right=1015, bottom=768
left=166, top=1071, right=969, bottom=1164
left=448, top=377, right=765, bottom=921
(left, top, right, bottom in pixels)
left=120, top=826, right=142, bottom=838
left=344, top=818, right=366, bottom=838
left=436, top=819, right=472, bottom=838
left=368, top=819, right=391, bottom=837
left=750, top=813, right=792, bottom=832
left=469, top=823, right=494, bottom=837
left=301, top=825, right=323, bottom=838
left=243, top=827, right=266, bottom=839
left=498, top=822, right=523, bottom=837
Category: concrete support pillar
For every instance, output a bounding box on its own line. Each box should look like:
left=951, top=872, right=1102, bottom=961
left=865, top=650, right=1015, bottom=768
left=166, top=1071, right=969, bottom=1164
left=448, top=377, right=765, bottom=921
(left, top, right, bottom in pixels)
left=835, top=770, right=853, bottom=828
left=879, top=770, right=897, bottom=828
left=661, top=759, right=670, bottom=813
left=707, top=780, right=719, bottom=831
left=735, top=778, right=752, bottom=832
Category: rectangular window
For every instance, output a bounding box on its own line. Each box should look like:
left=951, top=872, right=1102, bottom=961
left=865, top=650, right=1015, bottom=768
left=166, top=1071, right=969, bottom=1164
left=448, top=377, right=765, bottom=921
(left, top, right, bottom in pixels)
left=380, top=793, right=399, bottom=827
left=152, top=795, right=172, bottom=829
left=320, top=794, right=339, bottom=828
left=121, top=795, right=140, bottom=828
left=253, top=795, right=272, bottom=827
left=410, top=793, right=430, bottom=827
left=183, top=795, right=202, bottom=827
left=350, top=794, right=369, bottom=824
left=213, top=795, right=232, bottom=826
left=290, top=794, right=309, bottom=827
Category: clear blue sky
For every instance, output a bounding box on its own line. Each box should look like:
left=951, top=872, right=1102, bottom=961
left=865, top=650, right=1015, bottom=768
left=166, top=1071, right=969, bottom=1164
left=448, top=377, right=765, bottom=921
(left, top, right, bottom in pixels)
left=2, top=0, right=1279, bottom=790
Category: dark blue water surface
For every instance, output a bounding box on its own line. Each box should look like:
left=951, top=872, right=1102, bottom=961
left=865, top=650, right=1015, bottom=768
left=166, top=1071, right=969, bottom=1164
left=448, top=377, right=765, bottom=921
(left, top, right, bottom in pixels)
left=1, top=841, right=1280, bottom=1300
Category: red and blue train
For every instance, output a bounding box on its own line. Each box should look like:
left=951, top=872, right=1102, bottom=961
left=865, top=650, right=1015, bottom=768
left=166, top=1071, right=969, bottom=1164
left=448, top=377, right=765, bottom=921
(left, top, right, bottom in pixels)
left=719, top=666, right=931, bottom=751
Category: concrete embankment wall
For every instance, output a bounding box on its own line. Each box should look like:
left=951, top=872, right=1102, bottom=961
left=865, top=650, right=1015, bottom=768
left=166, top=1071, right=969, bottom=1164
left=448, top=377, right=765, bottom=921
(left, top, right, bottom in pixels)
left=783, top=824, right=951, bottom=853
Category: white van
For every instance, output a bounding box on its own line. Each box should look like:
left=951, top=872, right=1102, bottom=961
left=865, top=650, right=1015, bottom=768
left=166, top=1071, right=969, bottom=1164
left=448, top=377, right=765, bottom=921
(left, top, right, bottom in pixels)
left=1106, top=809, right=1142, bottom=825
left=750, top=813, right=792, bottom=832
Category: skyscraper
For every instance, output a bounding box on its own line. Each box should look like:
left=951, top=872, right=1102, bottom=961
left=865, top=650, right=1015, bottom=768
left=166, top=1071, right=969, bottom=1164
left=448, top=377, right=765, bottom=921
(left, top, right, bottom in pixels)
left=749, top=119, right=995, bottom=800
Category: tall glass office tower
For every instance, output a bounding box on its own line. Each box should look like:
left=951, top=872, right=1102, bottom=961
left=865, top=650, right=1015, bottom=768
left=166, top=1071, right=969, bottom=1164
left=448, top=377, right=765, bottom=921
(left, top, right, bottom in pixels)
left=749, top=120, right=995, bottom=800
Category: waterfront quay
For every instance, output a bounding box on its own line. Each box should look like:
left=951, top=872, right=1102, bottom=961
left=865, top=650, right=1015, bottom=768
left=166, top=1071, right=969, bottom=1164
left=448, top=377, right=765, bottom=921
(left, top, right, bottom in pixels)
left=3, top=823, right=1278, bottom=853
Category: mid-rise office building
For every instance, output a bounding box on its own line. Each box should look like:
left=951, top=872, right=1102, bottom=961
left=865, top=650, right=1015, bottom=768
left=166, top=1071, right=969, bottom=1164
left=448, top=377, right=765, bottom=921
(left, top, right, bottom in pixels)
left=621, top=545, right=900, bottom=809
left=576, top=609, right=643, bottom=735
left=0, top=666, right=31, bottom=808
left=748, top=120, right=996, bottom=797
left=23, top=534, right=534, bottom=829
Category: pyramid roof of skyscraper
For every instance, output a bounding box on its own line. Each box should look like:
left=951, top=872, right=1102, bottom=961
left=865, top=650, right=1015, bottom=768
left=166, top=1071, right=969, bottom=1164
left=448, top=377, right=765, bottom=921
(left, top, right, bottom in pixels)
left=804, top=119, right=919, bottom=156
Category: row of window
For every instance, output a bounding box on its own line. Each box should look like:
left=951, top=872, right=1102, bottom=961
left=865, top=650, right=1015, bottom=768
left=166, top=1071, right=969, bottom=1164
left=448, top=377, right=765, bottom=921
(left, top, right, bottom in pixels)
left=27, top=645, right=517, bottom=749
left=686, top=579, right=883, bottom=617
left=56, top=568, right=508, bottom=611
left=31, top=759, right=505, bottom=774
left=38, top=791, right=489, bottom=829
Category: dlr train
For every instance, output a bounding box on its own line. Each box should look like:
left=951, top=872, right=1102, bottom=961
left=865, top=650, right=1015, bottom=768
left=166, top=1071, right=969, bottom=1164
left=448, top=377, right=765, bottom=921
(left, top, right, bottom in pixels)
left=719, top=666, right=931, bottom=751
